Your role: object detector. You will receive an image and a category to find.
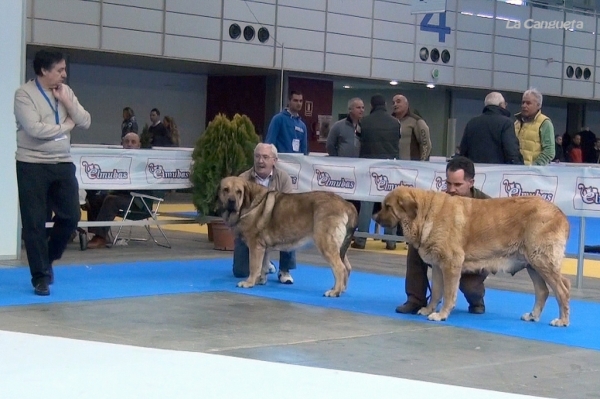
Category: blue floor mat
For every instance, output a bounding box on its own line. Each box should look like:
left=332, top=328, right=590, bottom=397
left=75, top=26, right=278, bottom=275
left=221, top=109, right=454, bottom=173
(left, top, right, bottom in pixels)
left=0, top=259, right=598, bottom=351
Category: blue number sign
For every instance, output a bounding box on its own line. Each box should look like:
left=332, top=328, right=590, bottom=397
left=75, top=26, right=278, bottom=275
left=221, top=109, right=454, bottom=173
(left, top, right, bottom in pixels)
left=420, top=12, right=451, bottom=43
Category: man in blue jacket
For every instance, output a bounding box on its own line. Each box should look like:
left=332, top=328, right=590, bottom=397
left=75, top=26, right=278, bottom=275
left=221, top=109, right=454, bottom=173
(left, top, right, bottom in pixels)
left=265, top=91, right=308, bottom=155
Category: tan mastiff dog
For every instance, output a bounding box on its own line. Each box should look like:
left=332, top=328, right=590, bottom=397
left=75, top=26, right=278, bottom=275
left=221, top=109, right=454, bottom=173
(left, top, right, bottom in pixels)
left=374, top=186, right=571, bottom=327
left=218, top=176, right=359, bottom=297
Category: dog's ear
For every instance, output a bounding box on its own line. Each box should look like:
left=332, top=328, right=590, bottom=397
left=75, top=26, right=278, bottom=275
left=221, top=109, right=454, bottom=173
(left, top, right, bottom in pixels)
left=243, top=180, right=253, bottom=208
left=394, top=188, right=418, bottom=220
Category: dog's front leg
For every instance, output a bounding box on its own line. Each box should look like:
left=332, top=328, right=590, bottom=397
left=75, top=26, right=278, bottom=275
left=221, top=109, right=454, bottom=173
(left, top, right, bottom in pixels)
left=237, top=245, right=266, bottom=289
left=428, top=263, right=461, bottom=322
left=418, top=264, right=442, bottom=316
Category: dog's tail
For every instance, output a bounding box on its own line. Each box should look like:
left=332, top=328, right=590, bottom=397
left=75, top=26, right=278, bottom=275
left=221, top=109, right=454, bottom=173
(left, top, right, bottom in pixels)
left=340, top=207, right=359, bottom=260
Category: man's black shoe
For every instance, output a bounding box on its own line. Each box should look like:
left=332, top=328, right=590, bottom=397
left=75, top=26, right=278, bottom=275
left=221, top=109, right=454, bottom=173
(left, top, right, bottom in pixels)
left=34, top=280, right=50, bottom=296
left=350, top=242, right=365, bottom=250
left=395, top=301, right=424, bottom=314
left=468, top=304, right=485, bottom=314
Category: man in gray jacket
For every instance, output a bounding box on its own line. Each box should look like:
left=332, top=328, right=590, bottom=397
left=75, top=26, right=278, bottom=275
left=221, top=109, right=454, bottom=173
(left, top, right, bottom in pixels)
left=14, top=49, right=91, bottom=296
left=326, top=97, right=364, bottom=158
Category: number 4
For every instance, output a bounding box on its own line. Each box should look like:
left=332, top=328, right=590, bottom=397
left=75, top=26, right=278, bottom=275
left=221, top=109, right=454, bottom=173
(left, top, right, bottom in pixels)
left=420, top=12, right=451, bottom=43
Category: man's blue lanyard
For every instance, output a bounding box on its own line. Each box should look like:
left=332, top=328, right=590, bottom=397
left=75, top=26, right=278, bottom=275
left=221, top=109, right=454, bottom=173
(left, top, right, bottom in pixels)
left=35, top=78, right=59, bottom=124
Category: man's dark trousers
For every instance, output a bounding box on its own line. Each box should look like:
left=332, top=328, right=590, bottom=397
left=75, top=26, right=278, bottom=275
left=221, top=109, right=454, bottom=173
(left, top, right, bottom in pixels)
left=17, top=161, right=80, bottom=287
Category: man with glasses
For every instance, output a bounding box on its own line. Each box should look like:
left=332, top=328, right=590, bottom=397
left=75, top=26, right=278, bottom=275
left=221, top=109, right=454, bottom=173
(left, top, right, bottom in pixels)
left=232, top=143, right=296, bottom=284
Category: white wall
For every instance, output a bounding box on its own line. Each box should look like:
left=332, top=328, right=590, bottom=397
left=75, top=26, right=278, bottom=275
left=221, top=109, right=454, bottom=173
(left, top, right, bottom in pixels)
left=24, top=63, right=208, bottom=147
left=25, top=0, right=600, bottom=101
left=0, top=0, right=25, bottom=260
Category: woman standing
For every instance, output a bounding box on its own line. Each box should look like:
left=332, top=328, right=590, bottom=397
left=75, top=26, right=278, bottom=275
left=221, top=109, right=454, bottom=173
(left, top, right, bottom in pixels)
left=121, top=107, right=138, bottom=137
left=163, top=115, right=180, bottom=147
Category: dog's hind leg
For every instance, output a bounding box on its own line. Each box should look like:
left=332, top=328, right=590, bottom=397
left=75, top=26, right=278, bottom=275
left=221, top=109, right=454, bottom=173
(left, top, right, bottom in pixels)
left=527, top=257, right=570, bottom=327
left=521, top=266, right=549, bottom=323
left=339, top=225, right=354, bottom=292
left=316, top=238, right=348, bottom=297
left=341, top=255, right=352, bottom=292
left=540, top=267, right=570, bottom=327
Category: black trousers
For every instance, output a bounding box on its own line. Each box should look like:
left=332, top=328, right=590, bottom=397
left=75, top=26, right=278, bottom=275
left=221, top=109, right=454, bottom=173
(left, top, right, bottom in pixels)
left=405, top=245, right=487, bottom=307
left=17, top=161, right=80, bottom=287
left=88, top=193, right=132, bottom=239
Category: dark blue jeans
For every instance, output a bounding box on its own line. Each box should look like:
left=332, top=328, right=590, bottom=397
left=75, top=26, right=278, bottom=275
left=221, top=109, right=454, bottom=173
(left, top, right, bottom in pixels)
left=17, top=161, right=80, bottom=286
left=232, top=236, right=296, bottom=278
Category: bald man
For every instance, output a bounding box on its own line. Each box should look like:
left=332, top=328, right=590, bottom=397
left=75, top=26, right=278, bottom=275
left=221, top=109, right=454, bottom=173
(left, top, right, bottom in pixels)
left=392, top=94, right=431, bottom=161
left=122, top=131, right=141, bottom=149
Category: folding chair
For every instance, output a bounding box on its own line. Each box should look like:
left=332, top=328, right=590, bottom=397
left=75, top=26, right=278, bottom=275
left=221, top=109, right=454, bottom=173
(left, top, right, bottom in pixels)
left=112, top=191, right=172, bottom=248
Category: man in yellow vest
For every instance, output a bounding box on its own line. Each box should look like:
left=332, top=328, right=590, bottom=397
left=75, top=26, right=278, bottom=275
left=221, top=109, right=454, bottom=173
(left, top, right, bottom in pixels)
left=514, top=88, right=555, bottom=165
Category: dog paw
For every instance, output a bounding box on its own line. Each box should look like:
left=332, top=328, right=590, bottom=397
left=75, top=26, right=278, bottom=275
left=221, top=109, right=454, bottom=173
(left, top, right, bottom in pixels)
left=257, top=275, right=267, bottom=285
left=520, top=312, right=539, bottom=322
left=324, top=289, right=341, bottom=297
left=237, top=281, right=255, bottom=289
left=550, top=318, right=569, bottom=327
left=427, top=312, right=446, bottom=322
left=417, top=307, right=434, bottom=316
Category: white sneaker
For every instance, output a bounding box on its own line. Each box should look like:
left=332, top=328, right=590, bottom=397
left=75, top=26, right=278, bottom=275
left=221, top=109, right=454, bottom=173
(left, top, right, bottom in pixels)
left=267, top=262, right=276, bottom=274
left=278, top=271, right=294, bottom=284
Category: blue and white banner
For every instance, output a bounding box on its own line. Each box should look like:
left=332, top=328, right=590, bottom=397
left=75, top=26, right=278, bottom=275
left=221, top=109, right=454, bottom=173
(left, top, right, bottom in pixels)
left=277, top=154, right=600, bottom=219
left=70, top=146, right=600, bottom=218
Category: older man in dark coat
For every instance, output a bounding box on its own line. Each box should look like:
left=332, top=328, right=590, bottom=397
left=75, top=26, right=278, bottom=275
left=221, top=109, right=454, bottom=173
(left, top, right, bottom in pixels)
left=460, top=92, right=523, bottom=165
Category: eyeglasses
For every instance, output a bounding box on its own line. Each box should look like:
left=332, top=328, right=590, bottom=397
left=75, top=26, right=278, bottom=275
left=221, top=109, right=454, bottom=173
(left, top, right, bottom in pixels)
left=254, top=154, right=274, bottom=161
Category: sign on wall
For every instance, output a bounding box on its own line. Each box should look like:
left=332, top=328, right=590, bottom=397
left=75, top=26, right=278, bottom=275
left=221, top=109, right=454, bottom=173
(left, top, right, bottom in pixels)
left=411, top=0, right=447, bottom=14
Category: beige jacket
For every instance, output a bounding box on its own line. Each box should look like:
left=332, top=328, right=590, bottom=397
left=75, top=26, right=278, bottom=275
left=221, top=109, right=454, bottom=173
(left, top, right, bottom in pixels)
left=14, top=79, right=91, bottom=163
left=239, top=165, right=293, bottom=193
left=397, top=115, right=431, bottom=161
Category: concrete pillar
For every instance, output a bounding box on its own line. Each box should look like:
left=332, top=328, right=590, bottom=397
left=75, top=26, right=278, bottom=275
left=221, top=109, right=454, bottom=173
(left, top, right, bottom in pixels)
left=0, top=0, right=25, bottom=260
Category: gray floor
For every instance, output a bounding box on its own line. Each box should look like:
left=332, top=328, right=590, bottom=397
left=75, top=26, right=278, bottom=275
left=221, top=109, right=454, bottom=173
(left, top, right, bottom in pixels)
left=2, top=210, right=600, bottom=399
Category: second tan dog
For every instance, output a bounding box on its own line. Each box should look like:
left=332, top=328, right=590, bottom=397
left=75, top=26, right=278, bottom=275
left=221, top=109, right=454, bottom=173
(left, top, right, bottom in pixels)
left=218, top=176, right=359, bottom=297
left=374, top=186, right=571, bottom=327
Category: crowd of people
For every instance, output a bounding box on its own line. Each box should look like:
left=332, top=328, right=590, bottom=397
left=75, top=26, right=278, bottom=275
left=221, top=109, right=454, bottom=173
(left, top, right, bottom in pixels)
left=121, top=106, right=180, bottom=148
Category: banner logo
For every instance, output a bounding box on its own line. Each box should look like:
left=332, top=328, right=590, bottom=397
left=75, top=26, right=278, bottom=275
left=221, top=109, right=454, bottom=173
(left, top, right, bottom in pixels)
left=145, top=158, right=191, bottom=184
left=311, top=165, right=356, bottom=195
left=79, top=156, right=132, bottom=186
left=315, top=169, right=355, bottom=189
left=371, top=173, right=414, bottom=191
left=147, top=163, right=190, bottom=179
left=500, top=175, right=557, bottom=202
left=578, top=183, right=600, bottom=205
left=369, top=167, right=418, bottom=197
left=82, top=161, right=129, bottom=180
left=573, top=178, right=600, bottom=212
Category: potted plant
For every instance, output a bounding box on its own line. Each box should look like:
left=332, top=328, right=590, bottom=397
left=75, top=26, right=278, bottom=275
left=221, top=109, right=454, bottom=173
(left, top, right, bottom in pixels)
left=190, top=113, right=259, bottom=250
left=140, top=123, right=152, bottom=149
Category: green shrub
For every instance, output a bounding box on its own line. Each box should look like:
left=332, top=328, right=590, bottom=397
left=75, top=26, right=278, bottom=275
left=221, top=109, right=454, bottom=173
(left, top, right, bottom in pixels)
left=190, top=113, right=259, bottom=216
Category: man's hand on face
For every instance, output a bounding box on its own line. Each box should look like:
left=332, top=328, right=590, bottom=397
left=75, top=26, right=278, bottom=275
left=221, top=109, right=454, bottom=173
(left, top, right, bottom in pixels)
left=52, top=84, right=73, bottom=108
